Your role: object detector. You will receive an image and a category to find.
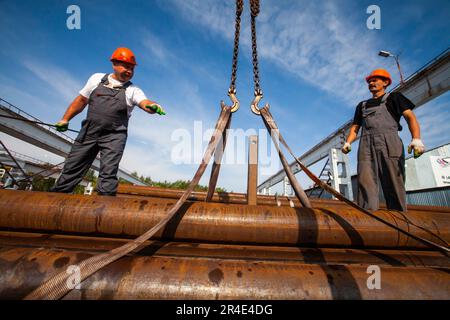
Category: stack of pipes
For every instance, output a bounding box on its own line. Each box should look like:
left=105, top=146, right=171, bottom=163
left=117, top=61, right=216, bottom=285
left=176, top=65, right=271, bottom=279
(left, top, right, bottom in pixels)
left=0, top=187, right=448, bottom=299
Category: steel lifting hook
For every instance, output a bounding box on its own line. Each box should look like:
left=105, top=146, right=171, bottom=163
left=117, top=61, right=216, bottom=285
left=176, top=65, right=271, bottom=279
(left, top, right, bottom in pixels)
left=251, top=89, right=267, bottom=115
left=221, top=88, right=240, bottom=112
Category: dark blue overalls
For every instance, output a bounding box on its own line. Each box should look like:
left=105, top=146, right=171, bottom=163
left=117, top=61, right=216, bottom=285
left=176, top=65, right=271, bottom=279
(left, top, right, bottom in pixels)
left=52, top=74, right=131, bottom=195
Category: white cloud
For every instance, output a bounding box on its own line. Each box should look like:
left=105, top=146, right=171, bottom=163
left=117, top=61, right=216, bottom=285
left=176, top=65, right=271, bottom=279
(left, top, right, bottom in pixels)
left=0, top=75, right=50, bottom=113
left=140, top=29, right=181, bottom=67
left=123, top=113, right=252, bottom=191
left=21, top=59, right=82, bottom=102
left=165, top=0, right=402, bottom=105
left=139, top=27, right=224, bottom=104
left=407, top=94, right=450, bottom=149
left=121, top=108, right=289, bottom=192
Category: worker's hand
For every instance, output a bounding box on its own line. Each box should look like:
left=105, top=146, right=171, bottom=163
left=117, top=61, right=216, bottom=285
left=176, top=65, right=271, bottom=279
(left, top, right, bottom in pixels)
left=408, top=138, right=425, bottom=158
left=145, top=103, right=166, bottom=116
left=341, top=142, right=352, bottom=154
left=55, top=120, right=69, bottom=132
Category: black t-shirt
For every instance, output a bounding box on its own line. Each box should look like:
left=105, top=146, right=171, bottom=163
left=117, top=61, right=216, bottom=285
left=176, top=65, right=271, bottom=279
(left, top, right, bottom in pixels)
left=352, top=92, right=415, bottom=129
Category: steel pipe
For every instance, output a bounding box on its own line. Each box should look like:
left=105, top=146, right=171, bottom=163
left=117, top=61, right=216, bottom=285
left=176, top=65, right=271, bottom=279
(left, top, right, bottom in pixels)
left=1, top=231, right=449, bottom=268
left=0, top=190, right=448, bottom=249
left=117, top=184, right=320, bottom=206
left=0, top=246, right=448, bottom=300
left=117, top=185, right=450, bottom=212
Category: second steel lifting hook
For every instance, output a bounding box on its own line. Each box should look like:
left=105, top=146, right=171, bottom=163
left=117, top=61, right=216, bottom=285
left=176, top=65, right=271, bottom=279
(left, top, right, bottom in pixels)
left=251, top=89, right=267, bottom=115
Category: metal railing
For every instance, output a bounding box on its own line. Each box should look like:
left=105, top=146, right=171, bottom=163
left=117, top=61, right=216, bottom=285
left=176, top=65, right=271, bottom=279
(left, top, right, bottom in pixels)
left=0, top=97, right=74, bottom=143
left=390, top=47, right=450, bottom=92
left=0, top=149, right=53, bottom=167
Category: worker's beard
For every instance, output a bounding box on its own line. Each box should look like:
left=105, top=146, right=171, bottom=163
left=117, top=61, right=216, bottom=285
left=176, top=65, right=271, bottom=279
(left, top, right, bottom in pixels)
left=115, top=72, right=132, bottom=82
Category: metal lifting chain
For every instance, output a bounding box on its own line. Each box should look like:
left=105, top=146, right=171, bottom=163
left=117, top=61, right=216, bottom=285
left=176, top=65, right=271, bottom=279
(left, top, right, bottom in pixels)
left=250, top=0, right=261, bottom=93
left=249, top=0, right=264, bottom=115
left=225, top=0, right=244, bottom=113
left=230, top=0, right=243, bottom=93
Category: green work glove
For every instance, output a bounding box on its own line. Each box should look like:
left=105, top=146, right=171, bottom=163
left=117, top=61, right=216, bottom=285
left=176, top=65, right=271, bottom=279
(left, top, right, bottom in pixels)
left=146, top=104, right=166, bottom=116
left=55, top=121, right=69, bottom=132
left=341, top=142, right=352, bottom=154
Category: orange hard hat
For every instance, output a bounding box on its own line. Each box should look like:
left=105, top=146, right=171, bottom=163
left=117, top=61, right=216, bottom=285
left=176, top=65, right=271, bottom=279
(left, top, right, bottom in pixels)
left=365, top=69, right=392, bottom=86
left=110, top=47, right=137, bottom=65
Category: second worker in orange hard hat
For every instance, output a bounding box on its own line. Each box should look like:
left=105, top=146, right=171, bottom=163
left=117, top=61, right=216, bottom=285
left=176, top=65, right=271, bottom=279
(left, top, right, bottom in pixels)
left=51, top=47, right=165, bottom=196
left=341, top=68, right=425, bottom=212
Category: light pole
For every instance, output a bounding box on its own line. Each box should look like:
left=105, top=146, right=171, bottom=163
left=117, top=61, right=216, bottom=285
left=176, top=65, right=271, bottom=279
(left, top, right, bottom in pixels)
left=378, top=50, right=404, bottom=84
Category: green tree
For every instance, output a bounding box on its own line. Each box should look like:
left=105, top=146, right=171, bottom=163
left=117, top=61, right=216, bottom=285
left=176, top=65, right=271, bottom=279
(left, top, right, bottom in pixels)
left=31, top=176, right=56, bottom=192
left=119, top=177, right=133, bottom=185
left=121, top=171, right=227, bottom=192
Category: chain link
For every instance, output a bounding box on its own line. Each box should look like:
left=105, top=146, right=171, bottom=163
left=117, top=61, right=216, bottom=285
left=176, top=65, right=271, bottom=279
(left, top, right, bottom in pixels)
left=250, top=0, right=261, bottom=94
left=229, top=0, right=244, bottom=93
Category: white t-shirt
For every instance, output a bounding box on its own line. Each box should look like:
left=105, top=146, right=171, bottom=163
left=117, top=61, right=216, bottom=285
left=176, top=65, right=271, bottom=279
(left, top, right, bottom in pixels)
left=79, top=73, right=148, bottom=117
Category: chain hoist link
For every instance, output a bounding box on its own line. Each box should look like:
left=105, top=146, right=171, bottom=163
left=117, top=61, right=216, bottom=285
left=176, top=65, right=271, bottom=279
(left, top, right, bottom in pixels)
left=229, top=0, right=244, bottom=92
left=250, top=0, right=261, bottom=94
left=249, top=0, right=264, bottom=114
left=250, top=0, right=260, bottom=16
left=251, top=17, right=260, bottom=93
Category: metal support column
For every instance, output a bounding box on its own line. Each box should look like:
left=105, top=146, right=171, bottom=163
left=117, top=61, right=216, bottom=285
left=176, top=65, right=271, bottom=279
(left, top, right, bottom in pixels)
left=329, top=148, right=353, bottom=200
left=282, top=176, right=291, bottom=196
left=247, top=135, right=258, bottom=205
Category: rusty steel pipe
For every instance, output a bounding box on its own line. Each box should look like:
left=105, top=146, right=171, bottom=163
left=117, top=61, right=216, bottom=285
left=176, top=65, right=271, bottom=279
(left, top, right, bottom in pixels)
left=117, top=185, right=450, bottom=212
left=1, top=231, right=449, bottom=268
left=118, top=184, right=313, bottom=206
left=118, top=192, right=450, bottom=215
left=118, top=184, right=316, bottom=206
left=0, top=190, right=449, bottom=249
left=0, top=246, right=449, bottom=300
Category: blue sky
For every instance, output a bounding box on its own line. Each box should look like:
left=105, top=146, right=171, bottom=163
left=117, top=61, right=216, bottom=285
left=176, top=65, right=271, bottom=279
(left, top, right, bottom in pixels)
left=0, top=0, right=449, bottom=193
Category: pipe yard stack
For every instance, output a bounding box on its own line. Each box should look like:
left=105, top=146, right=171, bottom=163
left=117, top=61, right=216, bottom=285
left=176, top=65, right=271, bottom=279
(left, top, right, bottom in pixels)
left=0, top=187, right=448, bottom=299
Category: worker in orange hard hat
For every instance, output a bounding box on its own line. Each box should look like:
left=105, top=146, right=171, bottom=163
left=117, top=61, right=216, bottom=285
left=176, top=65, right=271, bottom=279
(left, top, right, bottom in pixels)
left=365, top=69, right=392, bottom=86
left=110, top=47, right=137, bottom=66
left=51, top=47, right=166, bottom=196
left=342, top=68, right=425, bottom=212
